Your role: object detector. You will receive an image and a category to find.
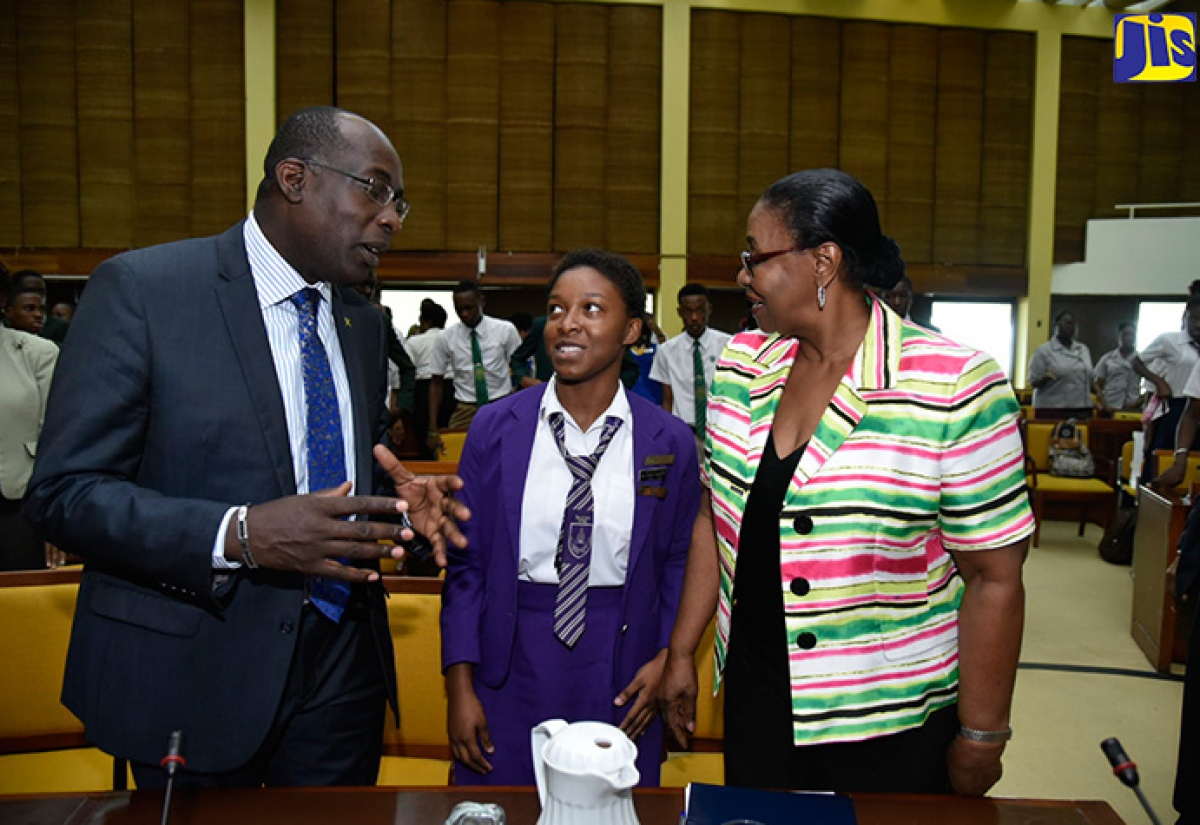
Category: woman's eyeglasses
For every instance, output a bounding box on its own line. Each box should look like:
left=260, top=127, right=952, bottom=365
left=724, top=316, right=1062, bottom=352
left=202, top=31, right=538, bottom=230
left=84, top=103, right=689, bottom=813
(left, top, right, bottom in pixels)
left=740, top=245, right=804, bottom=276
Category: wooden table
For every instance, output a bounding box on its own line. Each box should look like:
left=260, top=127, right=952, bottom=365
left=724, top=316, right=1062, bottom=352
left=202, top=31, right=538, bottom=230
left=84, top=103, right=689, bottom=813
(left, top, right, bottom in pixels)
left=1132, top=484, right=1193, bottom=671
left=0, top=787, right=1127, bottom=825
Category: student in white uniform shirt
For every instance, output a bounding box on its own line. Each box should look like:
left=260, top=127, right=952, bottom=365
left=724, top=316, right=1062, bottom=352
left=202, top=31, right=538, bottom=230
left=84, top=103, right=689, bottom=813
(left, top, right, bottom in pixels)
left=649, top=284, right=732, bottom=433
left=429, top=281, right=521, bottom=447
left=1134, top=294, right=1200, bottom=456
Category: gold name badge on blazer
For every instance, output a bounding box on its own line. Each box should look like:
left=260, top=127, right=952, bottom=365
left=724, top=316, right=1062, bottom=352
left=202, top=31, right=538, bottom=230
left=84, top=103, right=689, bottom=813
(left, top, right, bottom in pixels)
left=645, top=454, right=675, bottom=467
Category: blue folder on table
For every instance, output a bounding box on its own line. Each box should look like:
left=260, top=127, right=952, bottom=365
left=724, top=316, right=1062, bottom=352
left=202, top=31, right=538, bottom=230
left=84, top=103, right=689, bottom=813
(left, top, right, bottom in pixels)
left=684, top=781, right=858, bottom=825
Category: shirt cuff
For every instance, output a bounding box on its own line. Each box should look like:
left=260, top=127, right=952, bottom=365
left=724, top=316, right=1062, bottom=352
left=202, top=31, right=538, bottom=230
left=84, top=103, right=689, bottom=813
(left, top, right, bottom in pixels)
left=212, top=506, right=242, bottom=569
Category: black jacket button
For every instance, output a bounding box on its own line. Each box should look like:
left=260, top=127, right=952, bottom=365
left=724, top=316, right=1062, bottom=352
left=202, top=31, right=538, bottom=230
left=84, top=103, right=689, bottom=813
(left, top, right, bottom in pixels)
left=796, top=632, right=817, bottom=650
left=790, top=578, right=811, bottom=597
left=279, top=620, right=295, bottom=635
left=793, top=515, right=814, bottom=534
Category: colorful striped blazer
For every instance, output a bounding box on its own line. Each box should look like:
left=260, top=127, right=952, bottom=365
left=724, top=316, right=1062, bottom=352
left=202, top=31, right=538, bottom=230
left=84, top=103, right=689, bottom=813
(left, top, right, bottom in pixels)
left=703, top=298, right=1034, bottom=745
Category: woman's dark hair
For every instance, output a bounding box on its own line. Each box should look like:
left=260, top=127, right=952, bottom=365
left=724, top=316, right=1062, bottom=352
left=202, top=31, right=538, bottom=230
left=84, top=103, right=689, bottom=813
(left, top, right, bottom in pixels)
left=757, top=168, right=902, bottom=291
left=420, top=301, right=448, bottom=328
left=549, top=248, right=646, bottom=325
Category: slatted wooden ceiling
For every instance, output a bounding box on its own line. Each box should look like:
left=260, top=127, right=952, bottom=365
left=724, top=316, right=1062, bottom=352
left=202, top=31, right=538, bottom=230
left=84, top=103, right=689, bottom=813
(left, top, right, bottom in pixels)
left=278, top=0, right=663, bottom=256
left=1054, top=36, right=1200, bottom=264
left=688, top=10, right=1035, bottom=282
left=0, top=0, right=245, bottom=251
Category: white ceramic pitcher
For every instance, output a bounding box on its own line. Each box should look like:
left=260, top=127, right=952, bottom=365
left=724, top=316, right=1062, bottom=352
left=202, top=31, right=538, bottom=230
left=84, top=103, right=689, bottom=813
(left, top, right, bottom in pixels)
left=531, top=719, right=641, bottom=825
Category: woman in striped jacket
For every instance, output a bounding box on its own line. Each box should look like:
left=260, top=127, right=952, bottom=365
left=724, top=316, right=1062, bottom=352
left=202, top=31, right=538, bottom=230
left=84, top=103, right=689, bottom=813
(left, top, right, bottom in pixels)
left=660, top=169, right=1033, bottom=797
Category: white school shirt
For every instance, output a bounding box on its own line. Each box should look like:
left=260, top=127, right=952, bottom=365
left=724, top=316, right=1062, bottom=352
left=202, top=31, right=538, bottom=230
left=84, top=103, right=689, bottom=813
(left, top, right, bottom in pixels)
left=648, top=327, right=732, bottom=426
left=517, top=379, right=635, bottom=587
left=430, top=315, right=521, bottom=404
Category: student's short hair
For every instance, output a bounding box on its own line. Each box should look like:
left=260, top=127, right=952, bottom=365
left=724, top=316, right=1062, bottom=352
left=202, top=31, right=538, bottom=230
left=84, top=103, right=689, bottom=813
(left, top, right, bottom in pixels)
left=1117, top=321, right=1135, bottom=334
left=549, top=248, right=646, bottom=325
left=420, top=301, right=448, bottom=328
left=453, top=280, right=481, bottom=297
left=677, top=283, right=709, bottom=304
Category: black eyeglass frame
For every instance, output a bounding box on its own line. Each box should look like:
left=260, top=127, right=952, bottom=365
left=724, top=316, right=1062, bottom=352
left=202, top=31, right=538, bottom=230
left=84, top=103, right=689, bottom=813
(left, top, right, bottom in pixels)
left=740, top=245, right=807, bottom=276
left=303, top=158, right=410, bottom=223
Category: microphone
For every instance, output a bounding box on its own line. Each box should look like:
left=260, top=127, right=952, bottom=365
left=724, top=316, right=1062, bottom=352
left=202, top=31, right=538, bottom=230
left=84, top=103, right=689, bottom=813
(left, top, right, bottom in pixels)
left=1100, top=738, right=1162, bottom=825
left=160, top=730, right=186, bottom=825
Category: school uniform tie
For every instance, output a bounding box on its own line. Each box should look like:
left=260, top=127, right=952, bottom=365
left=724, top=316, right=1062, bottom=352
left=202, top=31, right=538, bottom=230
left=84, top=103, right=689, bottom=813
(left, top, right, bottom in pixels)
left=290, top=287, right=350, bottom=623
left=692, top=339, right=707, bottom=434
left=471, top=329, right=489, bottom=405
left=549, top=412, right=623, bottom=648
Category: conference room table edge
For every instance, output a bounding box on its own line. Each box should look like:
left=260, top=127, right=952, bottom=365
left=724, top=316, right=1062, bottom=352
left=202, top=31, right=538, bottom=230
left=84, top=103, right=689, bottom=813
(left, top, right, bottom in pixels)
left=0, top=785, right=1127, bottom=824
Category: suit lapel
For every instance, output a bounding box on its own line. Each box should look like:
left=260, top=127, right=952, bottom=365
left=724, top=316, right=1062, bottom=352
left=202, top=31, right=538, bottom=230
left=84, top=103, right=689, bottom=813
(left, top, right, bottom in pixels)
left=501, top=386, right=542, bottom=561
left=213, top=224, right=296, bottom=497
left=332, top=289, right=377, bottom=494
left=626, top=392, right=663, bottom=579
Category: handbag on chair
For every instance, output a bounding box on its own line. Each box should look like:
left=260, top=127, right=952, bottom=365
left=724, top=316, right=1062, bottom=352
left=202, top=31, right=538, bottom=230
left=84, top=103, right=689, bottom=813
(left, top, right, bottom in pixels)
left=1049, top=418, right=1096, bottom=478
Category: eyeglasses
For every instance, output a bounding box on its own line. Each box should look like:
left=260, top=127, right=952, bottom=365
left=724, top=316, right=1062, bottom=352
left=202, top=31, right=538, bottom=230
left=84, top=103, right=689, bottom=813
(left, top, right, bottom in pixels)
left=304, top=159, right=410, bottom=223
left=740, top=245, right=805, bottom=276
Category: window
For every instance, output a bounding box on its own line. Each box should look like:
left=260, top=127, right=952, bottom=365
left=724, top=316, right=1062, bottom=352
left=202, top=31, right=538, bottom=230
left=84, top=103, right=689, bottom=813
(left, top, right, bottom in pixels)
left=1135, top=301, right=1186, bottom=351
left=928, top=301, right=1016, bottom=377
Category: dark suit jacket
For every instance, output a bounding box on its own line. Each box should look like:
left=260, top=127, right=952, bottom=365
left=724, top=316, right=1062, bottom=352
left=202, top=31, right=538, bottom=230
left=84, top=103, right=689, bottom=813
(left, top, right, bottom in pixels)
left=24, top=223, right=398, bottom=772
left=440, top=383, right=700, bottom=692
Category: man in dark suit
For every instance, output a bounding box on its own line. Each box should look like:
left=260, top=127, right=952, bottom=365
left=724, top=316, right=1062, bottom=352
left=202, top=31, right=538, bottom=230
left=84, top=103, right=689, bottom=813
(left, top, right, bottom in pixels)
left=24, top=107, right=465, bottom=788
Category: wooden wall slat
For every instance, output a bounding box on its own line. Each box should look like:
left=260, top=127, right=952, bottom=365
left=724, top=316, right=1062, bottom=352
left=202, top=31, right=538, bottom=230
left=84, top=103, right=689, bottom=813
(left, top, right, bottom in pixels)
left=553, top=3, right=609, bottom=251
left=688, top=10, right=741, bottom=256
left=885, top=25, right=937, bottom=266
left=789, top=17, right=841, bottom=174
left=1054, top=37, right=1100, bottom=263
left=605, top=5, right=661, bottom=255
left=17, top=1, right=79, bottom=247
left=0, top=2, right=22, bottom=248
left=838, top=22, right=890, bottom=226
left=133, top=0, right=191, bottom=248
left=336, top=0, right=392, bottom=135
left=391, top=0, right=446, bottom=250
left=498, top=2, right=554, bottom=252
left=76, top=0, right=134, bottom=249
left=276, top=0, right=335, bottom=121
left=736, top=14, right=791, bottom=241
left=1093, top=41, right=1140, bottom=220
left=445, top=0, right=499, bottom=250
left=191, top=0, right=244, bottom=237
left=932, top=29, right=985, bottom=265
left=980, top=31, right=1032, bottom=267
left=1184, top=82, right=1200, bottom=205
left=1137, top=82, right=1184, bottom=205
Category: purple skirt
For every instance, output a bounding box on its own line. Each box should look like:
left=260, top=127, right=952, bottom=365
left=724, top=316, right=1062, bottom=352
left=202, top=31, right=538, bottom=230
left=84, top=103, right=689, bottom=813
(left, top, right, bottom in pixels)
left=453, top=581, right=663, bottom=787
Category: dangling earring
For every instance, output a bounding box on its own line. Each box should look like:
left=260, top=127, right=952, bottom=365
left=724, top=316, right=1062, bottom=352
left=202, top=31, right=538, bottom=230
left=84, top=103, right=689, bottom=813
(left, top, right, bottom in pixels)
left=817, top=283, right=827, bottom=311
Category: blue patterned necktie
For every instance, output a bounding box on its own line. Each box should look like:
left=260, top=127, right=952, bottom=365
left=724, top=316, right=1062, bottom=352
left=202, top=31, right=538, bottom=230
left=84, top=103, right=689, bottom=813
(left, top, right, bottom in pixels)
left=548, top=412, right=623, bottom=648
left=290, top=287, right=350, bottom=623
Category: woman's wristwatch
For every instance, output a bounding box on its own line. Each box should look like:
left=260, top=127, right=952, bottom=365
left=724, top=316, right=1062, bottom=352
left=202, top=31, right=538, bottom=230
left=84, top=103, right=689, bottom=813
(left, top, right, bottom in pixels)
left=958, top=724, right=1012, bottom=743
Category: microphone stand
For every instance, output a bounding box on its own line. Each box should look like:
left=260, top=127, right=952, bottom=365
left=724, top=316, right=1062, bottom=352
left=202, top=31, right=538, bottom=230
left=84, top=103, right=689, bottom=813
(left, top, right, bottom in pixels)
left=1101, top=737, right=1162, bottom=825
left=160, top=730, right=186, bottom=825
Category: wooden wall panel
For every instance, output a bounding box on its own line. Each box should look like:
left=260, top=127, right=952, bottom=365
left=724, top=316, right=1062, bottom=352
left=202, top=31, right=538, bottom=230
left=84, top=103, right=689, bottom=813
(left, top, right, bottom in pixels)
left=980, top=31, right=1032, bottom=267
left=1137, top=82, right=1184, bottom=205
left=1093, top=46, right=1140, bottom=220
left=1054, top=37, right=1100, bottom=263
left=445, top=0, right=499, bottom=250
left=17, top=2, right=80, bottom=247
left=1184, top=83, right=1200, bottom=205
left=838, top=22, right=890, bottom=226
left=76, top=0, right=133, bottom=249
left=885, top=25, right=937, bottom=265
left=789, top=17, right=841, bottom=174
left=336, top=0, right=391, bottom=134
left=933, top=29, right=985, bottom=265
left=688, top=10, right=741, bottom=256
left=133, top=0, right=191, bottom=248
left=498, top=2, right=554, bottom=252
left=736, top=15, right=791, bottom=238
left=191, top=0, right=244, bottom=238
left=605, top=5, right=661, bottom=255
left=0, top=3, right=22, bottom=248
left=553, top=4, right=608, bottom=251
left=276, top=0, right=335, bottom=121
left=391, top=0, right=446, bottom=250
